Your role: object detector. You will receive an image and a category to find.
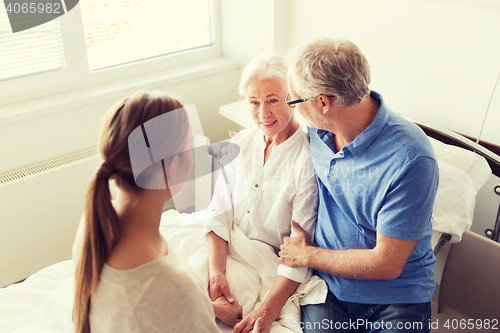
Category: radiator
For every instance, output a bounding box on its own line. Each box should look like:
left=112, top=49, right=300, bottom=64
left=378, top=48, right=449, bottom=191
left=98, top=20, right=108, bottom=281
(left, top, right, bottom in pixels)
left=0, top=136, right=213, bottom=287
left=0, top=149, right=99, bottom=287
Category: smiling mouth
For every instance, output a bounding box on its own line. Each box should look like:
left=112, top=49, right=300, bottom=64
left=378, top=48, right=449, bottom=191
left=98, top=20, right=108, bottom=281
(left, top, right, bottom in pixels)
left=260, top=120, right=277, bottom=126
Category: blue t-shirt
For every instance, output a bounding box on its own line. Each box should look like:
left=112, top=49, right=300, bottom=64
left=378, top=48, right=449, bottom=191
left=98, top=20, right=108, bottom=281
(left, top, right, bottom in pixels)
left=310, top=91, right=438, bottom=304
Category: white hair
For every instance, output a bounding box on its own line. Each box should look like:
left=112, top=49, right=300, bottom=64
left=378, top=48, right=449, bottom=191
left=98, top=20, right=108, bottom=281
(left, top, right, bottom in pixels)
left=239, top=53, right=288, bottom=97
left=287, top=37, right=371, bottom=107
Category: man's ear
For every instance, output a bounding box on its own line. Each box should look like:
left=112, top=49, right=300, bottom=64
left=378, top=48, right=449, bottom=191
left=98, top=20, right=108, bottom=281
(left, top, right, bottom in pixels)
left=317, top=95, right=333, bottom=115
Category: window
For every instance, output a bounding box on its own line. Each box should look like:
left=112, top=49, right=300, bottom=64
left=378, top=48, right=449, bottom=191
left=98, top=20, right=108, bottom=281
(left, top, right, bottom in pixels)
left=0, top=0, right=218, bottom=104
left=81, top=0, right=214, bottom=71
left=0, top=13, right=64, bottom=81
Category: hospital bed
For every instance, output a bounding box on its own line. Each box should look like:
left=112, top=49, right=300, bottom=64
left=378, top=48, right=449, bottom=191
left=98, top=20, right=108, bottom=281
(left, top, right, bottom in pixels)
left=0, top=116, right=499, bottom=333
left=410, top=119, right=500, bottom=331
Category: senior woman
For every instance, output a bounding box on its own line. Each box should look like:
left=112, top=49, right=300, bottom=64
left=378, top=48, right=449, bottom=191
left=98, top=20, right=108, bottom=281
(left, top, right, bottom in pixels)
left=205, top=53, right=319, bottom=333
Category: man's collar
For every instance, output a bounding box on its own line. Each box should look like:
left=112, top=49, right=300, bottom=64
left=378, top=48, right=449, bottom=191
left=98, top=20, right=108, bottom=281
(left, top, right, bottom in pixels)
left=344, top=90, right=388, bottom=157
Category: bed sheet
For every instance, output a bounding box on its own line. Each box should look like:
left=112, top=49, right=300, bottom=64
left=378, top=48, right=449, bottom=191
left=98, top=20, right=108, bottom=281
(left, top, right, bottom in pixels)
left=0, top=209, right=327, bottom=333
left=0, top=260, right=74, bottom=333
left=160, top=209, right=328, bottom=333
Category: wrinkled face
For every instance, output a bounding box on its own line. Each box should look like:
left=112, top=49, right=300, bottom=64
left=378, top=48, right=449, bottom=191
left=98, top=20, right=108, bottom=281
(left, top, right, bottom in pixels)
left=246, top=78, right=294, bottom=139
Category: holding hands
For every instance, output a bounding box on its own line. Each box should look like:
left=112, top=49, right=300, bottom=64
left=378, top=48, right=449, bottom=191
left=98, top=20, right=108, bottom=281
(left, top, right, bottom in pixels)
left=210, top=270, right=274, bottom=333
left=209, top=271, right=242, bottom=326
left=233, top=304, right=277, bottom=333
left=209, top=270, right=235, bottom=303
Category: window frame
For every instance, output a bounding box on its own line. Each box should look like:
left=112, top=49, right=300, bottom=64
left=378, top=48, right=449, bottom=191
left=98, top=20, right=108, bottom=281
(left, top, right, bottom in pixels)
left=0, top=0, right=220, bottom=106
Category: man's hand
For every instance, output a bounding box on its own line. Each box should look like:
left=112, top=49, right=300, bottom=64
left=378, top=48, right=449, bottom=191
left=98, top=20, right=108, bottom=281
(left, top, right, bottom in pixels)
left=278, top=220, right=311, bottom=268
left=233, top=304, right=276, bottom=333
left=213, top=296, right=243, bottom=326
left=208, top=270, right=235, bottom=303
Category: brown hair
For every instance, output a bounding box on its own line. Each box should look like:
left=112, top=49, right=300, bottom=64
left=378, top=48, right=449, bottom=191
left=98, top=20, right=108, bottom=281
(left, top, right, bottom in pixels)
left=73, top=90, right=188, bottom=333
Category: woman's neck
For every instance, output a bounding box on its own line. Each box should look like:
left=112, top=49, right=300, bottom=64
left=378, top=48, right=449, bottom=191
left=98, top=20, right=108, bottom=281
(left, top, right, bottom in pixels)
left=107, top=189, right=170, bottom=269
left=263, top=118, right=299, bottom=147
left=262, top=118, right=299, bottom=165
left=114, top=190, right=165, bottom=232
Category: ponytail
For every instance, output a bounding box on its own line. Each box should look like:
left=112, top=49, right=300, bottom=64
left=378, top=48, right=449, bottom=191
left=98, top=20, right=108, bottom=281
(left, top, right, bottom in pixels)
left=72, top=90, right=188, bottom=332
left=73, top=162, right=120, bottom=333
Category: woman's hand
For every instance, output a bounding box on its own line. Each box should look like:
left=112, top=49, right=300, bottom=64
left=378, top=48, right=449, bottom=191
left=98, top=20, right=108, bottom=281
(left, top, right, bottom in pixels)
left=209, top=271, right=243, bottom=326
left=213, top=295, right=243, bottom=326
left=233, top=304, right=276, bottom=333
left=253, top=317, right=263, bottom=333
left=208, top=270, right=235, bottom=303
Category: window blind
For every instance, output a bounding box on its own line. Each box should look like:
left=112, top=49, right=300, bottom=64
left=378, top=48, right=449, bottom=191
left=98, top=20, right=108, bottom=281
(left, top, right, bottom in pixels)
left=0, top=8, right=65, bottom=81
left=81, top=0, right=215, bottom=71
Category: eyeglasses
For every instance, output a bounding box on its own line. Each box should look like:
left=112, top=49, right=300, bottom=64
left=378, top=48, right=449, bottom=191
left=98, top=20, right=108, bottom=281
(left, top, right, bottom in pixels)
left=285, top=93, right=335, bottom=108
left=285, top=93, right=308, bottom=108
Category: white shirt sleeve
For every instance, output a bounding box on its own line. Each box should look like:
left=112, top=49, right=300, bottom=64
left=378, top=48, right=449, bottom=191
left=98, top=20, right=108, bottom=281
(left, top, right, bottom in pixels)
left=204, top=128, right=318, bottom=284
left=204, top=171, right=233, bottom=242
left=204, top=139, right=248, bottom=244
left=277, top=160, right=318, bottom=283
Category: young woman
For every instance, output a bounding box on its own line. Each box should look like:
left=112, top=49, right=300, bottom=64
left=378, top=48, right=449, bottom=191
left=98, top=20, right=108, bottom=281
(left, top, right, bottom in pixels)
left=72, top=90, right=221, bottom=333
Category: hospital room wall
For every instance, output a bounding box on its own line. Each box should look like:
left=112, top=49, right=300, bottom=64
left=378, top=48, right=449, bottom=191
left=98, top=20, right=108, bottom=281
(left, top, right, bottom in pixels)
left=0, top=0, right=283, bottom=176
left=220, top=0, right=289, bottom=63
left=0, top=69, right=242, bottom=176
left=0, top=69, right=243, bottom=286
left=286, top=0, right=500, bottom=147
left=3, top=0, right=499, bottom=178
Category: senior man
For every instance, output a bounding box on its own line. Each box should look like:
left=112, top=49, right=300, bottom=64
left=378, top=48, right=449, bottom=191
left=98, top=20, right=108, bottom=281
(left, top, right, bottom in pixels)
left=278, top=37, right=438, bottom=333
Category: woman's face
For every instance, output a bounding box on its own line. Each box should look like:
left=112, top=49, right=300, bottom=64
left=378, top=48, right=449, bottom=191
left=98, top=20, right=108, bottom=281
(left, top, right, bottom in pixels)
left=246, top=78, right=295, bottom=140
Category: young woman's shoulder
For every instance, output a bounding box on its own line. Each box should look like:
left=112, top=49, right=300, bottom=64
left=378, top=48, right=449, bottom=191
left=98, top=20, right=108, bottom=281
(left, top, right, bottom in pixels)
left=134, top=254, right=220, bottom=332
left=91, top=254, right=220, bottom=333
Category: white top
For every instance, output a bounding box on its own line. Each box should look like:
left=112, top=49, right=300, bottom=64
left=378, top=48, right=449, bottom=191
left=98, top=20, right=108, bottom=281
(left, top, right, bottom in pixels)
left=205, top=126, right=318, bottom=283
left=89, top=247, right=221, bottom=333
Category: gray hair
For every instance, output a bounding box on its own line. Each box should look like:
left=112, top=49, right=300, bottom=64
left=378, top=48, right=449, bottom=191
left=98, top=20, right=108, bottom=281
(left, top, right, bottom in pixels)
left=239, top=53, right=288, bottom=97
left=287, top=37, right=371, bottom=107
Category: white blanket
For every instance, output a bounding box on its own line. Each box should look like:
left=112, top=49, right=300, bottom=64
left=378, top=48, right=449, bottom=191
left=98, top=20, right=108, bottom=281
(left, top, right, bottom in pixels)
left=160, top=210, right=328, bottom=333
left=0, top=210, right=327, bottom=333
left=0, top=260, right=75, bottom=333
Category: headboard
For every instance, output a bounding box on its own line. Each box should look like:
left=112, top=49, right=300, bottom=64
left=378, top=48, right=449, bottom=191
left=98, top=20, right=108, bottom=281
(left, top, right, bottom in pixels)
left=410, top=118, right=500, bottom=178
left=409, top=118, right=500, bottom=243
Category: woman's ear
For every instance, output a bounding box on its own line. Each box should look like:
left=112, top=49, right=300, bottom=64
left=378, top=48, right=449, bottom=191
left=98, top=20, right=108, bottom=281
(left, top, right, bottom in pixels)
left=165, top=155, right=179, bottom=184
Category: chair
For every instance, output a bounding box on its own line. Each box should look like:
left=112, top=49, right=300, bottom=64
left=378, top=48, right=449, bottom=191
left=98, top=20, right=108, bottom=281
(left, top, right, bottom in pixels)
left=432, top=230, right=500, bottom=332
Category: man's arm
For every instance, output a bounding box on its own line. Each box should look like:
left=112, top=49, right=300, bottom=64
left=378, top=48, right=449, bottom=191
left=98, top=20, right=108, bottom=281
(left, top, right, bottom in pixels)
left=279, top=221, right=417, bottom=280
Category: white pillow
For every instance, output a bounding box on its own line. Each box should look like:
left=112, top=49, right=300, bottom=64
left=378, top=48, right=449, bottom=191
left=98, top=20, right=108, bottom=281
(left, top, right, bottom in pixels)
left=429, top=137, right=491, bottom=247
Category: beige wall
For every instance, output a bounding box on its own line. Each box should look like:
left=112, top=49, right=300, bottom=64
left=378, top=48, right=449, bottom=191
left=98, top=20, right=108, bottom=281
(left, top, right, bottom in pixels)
left=287, top=0, right=500, bottom=145
left=0, top=68, right=243, bottom=175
